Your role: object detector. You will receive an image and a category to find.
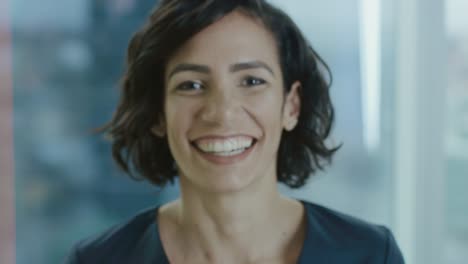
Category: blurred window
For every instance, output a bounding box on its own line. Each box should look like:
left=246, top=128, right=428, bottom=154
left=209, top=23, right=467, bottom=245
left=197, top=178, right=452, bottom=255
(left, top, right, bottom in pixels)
left=444, top=0, right=468, bottom=262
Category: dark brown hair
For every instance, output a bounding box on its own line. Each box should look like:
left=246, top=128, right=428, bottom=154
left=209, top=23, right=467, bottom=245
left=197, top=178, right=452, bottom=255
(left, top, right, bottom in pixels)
left=102, top=0, right=340, bottom=188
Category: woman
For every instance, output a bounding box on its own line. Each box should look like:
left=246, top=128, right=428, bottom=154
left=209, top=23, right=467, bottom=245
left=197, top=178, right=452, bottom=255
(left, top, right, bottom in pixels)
left=65, top=0, right=404, bottom=263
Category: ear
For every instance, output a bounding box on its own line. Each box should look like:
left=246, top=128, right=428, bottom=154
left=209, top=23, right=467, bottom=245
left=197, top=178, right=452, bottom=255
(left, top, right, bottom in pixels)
left=151, top=116, right=166, bottom=138
left=282, top=81, right=301, bottom=131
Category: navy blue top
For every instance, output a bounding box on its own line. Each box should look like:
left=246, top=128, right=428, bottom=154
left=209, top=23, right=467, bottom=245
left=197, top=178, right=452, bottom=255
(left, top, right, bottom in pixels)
left=64, top=200, right=405, bottom=263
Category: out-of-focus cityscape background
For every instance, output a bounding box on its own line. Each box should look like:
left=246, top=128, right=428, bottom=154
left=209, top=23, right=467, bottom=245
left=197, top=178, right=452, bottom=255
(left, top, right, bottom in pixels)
left=0, top=0, right=466, bottom=263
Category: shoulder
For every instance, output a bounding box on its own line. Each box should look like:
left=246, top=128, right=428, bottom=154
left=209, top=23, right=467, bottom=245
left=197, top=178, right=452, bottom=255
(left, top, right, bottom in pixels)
left=63, top=205, right=167, bottom=264
left=300, top=201, right=405, bottom=263
left=303, top=201, right=388, bottom=244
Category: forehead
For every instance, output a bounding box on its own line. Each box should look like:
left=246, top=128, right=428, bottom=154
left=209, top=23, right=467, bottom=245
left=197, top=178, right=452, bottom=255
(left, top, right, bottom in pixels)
left=166, top=10, right=280, bottom=72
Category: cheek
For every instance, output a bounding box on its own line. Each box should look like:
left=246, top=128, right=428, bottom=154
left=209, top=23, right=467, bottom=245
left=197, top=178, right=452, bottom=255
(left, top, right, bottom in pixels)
left=164, top=98, right=199, bottom=148
left=244, top=89, right=284, bottom=127
left=165, top=96, right=197, bottom=125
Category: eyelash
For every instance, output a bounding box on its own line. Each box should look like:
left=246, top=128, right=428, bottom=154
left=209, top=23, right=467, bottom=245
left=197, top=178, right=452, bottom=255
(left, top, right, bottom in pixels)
left=240, top=76, right=267, bottom=87
left=175, top=81, right=204, bottom=92
left=174, top=76, right=267, bottom=93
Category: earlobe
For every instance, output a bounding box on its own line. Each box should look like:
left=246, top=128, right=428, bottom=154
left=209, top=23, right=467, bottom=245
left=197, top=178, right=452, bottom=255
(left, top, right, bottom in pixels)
left=284, top=119, right=298, bottom=131
left=151, top=120, right=166, bottom=137
left=283, top=81, right=301, bottom=131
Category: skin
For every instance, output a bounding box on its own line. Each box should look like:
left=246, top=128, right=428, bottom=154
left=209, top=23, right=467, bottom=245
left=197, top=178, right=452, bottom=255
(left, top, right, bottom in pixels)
left=154, top=10, right=305, bottom=264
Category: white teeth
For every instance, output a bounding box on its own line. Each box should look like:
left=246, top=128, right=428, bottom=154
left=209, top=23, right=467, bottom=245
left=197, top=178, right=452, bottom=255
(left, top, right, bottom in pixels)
left=194, top=137, right=254, bottom=155
left=212, top=148, right=245, bottom=156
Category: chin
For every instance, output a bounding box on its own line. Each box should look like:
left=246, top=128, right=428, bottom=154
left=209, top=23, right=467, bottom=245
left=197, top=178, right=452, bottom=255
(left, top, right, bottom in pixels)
left=184, top=170, right=260, bottom=194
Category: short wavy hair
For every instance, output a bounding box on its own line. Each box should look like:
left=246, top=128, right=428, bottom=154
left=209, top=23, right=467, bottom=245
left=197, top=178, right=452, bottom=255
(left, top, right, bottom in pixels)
left=102, top=0, right=340, bottom=188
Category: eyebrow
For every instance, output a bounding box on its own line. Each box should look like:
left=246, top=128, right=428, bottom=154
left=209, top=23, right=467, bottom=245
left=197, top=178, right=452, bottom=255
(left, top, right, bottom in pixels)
left=167, top=60, right=275, bottom=79
left=168, top=64, right=210, bottom=79
left=229, top=61, right=275, bottom=76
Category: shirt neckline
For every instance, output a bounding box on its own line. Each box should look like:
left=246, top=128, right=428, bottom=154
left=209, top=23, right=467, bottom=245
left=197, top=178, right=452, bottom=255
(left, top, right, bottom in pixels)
left=151, top=199, right=312, bottom=263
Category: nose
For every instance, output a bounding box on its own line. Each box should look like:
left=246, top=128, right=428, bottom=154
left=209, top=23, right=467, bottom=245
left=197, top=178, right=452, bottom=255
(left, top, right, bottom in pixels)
left=198, top=88, right=239, bottom=125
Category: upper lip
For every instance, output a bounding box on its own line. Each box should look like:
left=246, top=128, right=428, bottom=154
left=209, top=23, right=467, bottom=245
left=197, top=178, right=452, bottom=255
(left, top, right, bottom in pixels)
left=190, top=134, right=258, bottom=142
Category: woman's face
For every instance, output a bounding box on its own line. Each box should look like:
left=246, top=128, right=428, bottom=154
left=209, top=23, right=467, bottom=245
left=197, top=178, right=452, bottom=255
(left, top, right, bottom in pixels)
left=161, top=11, right=300, bottom=193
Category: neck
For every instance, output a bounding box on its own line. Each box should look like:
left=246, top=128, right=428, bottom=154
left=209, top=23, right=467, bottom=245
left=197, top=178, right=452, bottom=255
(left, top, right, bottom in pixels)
left=166, top=174, right=304, bottom=263
left=180, top=186, right=282, bottom=240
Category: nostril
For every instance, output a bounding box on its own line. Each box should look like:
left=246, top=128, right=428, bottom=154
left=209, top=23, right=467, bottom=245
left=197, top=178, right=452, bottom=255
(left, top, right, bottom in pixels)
left=198, top=106, right=237, bottom=124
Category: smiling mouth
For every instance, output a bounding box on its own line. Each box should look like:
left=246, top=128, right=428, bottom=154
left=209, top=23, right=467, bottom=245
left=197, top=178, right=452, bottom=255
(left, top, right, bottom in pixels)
left=190, top=136, right=258, bottom=157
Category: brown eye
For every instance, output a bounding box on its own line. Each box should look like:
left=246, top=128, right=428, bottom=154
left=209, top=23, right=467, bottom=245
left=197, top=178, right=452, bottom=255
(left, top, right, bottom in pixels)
left=241, top=76, right=266, bottom=87
left=176, top=81, right=204, bottom=92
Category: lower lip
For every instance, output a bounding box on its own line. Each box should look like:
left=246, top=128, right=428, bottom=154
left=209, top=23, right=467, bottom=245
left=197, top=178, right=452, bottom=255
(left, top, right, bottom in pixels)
left=192, top=143, right=256, bottom=165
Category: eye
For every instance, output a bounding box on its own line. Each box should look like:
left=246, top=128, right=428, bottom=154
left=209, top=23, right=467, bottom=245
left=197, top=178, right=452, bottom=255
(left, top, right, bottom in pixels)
left=176, top=81, right=204, bottom=92
left=241, top=76, right=266, bottom=87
